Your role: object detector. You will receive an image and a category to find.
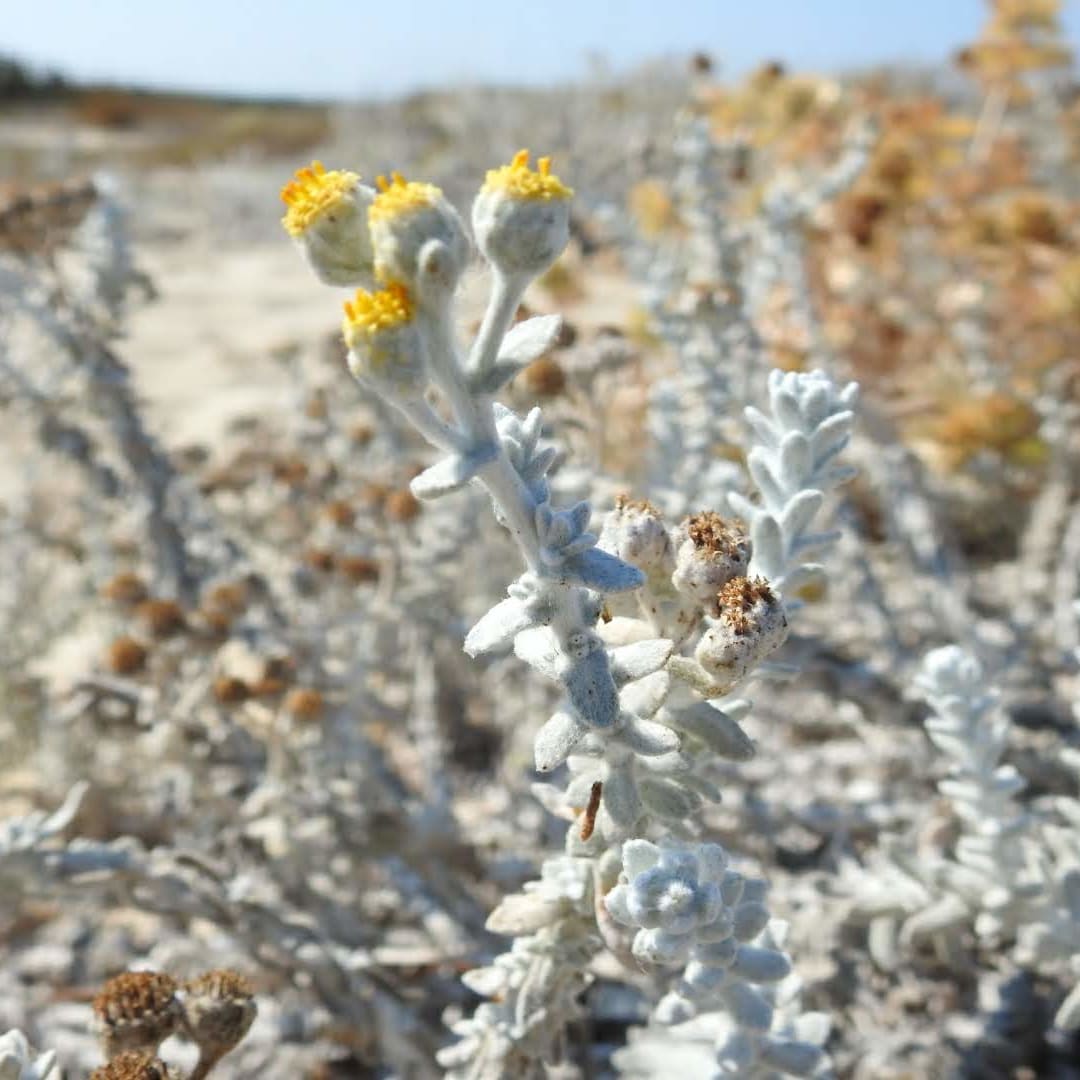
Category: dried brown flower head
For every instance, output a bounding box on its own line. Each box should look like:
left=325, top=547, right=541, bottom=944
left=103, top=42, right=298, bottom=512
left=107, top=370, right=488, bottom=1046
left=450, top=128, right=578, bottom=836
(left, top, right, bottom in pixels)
left=284, top=687, right=325, bottom=722
left=182, top=969, right=256, bottom=1078
left=202, top=582, right=249, bottom=617
left=213, top=676, right=250, bottom=705
left=686, top=512, right=746, bottom=555
left=614, top=493, right=659, bottom=515
left=93, top=971, right=182, bottom=1059
left=522, top=356, right=567, bottom=398
left=135, top=599, right=187, bottom=639
left=716, top=576, right=778, bottom=635
left=338, top=555, right=380, bottom=584
left=107, top=636, right=149, bottom=676
left=304, top=547, right=337, bottom=573
left=384, top=489, right=421, bottom=523
left=271, top=457, right=309, bottom=487
left=323, top=499, right=356, bottom=528
left=89, top=1052, right=175, bottom=1080
left=102, top=572, right=150, bottom=607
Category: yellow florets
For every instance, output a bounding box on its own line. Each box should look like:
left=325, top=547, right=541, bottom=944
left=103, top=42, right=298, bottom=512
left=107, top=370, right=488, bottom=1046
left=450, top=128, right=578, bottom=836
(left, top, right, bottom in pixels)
left=368, top=173, right=442, bottom=223
left=342, top=282, right=414, bottom=358
left=280, top=161, right=360, bottom=237
left=482, top=150, right=573, bottom=201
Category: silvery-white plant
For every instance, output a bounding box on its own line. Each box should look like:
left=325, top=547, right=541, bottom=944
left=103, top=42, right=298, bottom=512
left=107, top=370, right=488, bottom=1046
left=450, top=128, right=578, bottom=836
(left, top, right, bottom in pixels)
left=847, top=643, right=1080, bottom=1033
left=280, top=146, right=859, bottom=1077
left=0, top=1030, right=59, bottom=1080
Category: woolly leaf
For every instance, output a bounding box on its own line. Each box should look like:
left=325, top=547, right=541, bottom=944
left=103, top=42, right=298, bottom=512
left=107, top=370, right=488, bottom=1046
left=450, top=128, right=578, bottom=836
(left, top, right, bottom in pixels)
left=618, top=715, right=680, bottom=756
left=410, top=445, right=496, bottom=499
left=559, top=547, right=644, bottom=593
left=609, top=639, right=674, bottom=684
left=667, top=702, right=755, bottom=761
left=619, top=670, right=671, bottom=719
left=603, top=765, right=642, bottom=830
left=534, top=711, right=585, bottom=772
left=464, top=597, right=533, bottom=656
left=514, top=626, right=562, bottom=680
left=563, top=648, right=619, bottom=728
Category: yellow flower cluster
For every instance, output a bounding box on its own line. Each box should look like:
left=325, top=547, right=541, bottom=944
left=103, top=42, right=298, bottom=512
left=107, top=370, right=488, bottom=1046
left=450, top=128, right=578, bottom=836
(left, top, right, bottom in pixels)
left=341, top=282, right=414, bottom=358
left=482, top=150, right=573, bottom=201
left=368, top=172, right=443, bottom=224
left=280, top=161, right=360, bottom=237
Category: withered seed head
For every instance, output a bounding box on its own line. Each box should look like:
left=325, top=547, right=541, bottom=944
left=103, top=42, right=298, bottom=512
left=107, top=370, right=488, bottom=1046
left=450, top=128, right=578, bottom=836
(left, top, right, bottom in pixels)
left=672, top=513, right=752, bottom=609
left=716, top=576, right=778, bottom=635
left=384, top=489, right=421, bottom=523
left=323, top=499, right=356, bottom=528
left=93, top=972, right=182, bottom=1058
left=102, top=572, right=150, bottom=607
left=686, top=512, right=746, bottom=554
left=107, top=636, right=149, bottom=676
left=614, top=493, right=659, bottom=515
left=135, top=599, right=187, bottom=639
left=90, top=1052, right=176, bottom=1080
left=202, top=582, right=249, bottom=617
left=284, top=687, right=325, bottom=721
left=304, top=547, right=337, bottom=573
left=213, top=676, right=251, bottom=705
left=182, top=970, right=256, bottom=1068
left=522, top=356, right=567, bottom=397
left=339, top=555, right=380, bottom=584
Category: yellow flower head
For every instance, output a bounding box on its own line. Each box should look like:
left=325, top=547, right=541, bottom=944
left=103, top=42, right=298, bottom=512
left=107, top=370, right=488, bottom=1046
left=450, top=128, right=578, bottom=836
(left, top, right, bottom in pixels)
left=369, top=173, right=443, bottom=224
left=341, top=282, right=414, bottom=358
left=482, top=150, right=573, bottom=201
left=280, top=161, right=361, bottom=237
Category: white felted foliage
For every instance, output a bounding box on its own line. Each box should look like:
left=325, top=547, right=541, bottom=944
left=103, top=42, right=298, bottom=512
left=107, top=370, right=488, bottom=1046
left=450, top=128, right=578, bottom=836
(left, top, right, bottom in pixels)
left=729, top=369, right=858, bottom=599
left=0, top=1031, right=60, bottom=1080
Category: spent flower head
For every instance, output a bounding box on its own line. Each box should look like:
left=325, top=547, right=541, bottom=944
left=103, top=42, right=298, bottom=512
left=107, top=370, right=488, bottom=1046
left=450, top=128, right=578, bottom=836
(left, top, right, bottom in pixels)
left=92, top=972, right=182, bottom=1059
left=181, top=970, right=256, bottom=1076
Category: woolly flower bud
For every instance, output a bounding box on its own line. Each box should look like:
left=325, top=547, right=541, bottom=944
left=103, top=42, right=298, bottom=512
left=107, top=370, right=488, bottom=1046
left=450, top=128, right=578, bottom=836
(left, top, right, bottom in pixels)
left=671, top=513, right=751, bottom=610
left=92, top=972, right=182, bottom=1059
left=342, top=282, right=425, bottom=392
left=472, top=150, right=572, bottom=278
left=598, top=495, right=672, bottom=574
left=181, top=970, right=256, bottom=1075
left=368, top=172, right=469, bottom=294
left=280, top=161, right=376, bottom=286
left=695, top=577, right=788, bottom=689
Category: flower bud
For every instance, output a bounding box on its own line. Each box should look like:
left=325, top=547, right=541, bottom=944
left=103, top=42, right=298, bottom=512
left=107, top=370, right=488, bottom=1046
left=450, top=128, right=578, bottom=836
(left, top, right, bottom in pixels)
left=472, top=150, right=572, bottom=278
left=671, top=513, right=751, bottom=610
left=368, top=173, right=469, bottom=294
left=280, top=161, right=376, bottom=286
left=341, top=282, right=425, bottom=394
left=695, top=577, right=788, bottom=689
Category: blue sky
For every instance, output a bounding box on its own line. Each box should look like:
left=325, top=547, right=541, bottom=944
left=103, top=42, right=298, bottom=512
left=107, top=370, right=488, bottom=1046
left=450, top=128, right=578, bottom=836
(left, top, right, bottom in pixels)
left=5, top=0, right=1079, bottom=100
